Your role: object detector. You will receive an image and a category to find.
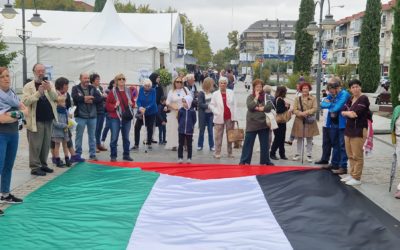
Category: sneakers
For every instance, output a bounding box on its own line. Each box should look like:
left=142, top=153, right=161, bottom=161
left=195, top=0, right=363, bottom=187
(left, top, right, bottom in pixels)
left=210, top=147, right=215, bottom=152
left=41, top=165, right=54, bottom=173
left=31, top=168, right=46, bottom=176
left=292, top=155, right=300, bottom=161
left=187, top=158, right=192, bottom=163
left=197, top=147, right=203, bottom=151
left=178, top=158, right=183, bottom=164
left=131, top=145, right=139, bottom=151
left=1, top=194, right=23, bottom=204
left=306, top=156, right=313, bottom=163
left=71, top=154, right=85, bottom=163
left=345, top=178, right=361, bottom=186
left=341, top=175, right=353, bottom=182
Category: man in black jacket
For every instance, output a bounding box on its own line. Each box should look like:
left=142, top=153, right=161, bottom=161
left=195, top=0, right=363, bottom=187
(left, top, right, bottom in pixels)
left=71, top=73, right=102, bottom=161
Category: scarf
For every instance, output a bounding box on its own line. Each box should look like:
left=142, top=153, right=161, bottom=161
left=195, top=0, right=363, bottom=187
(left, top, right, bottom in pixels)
left=0, top=88, right=20, bottom=114
left=363, top=120, right=374, bottom=157
left=252, top=90, right=265, bottom=103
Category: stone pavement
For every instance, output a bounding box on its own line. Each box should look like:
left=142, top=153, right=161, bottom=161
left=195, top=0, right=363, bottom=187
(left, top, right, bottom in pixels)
left=2, top=81, right=400, bottom=222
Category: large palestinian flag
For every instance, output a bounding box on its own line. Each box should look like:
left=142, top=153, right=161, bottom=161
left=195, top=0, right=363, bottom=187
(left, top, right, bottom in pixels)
left=0, top=162, right=399, bottom=249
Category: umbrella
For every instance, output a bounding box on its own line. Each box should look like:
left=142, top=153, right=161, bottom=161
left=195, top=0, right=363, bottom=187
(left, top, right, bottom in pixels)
left=389, top=147, right=397, bottom=192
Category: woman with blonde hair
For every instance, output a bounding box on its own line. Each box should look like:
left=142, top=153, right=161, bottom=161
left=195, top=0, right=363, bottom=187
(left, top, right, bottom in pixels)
left=165, top=76, right=190, bottom=150
left=105, top=73, right=135, bottom=161
left=197, top=77, right=215, bottom=151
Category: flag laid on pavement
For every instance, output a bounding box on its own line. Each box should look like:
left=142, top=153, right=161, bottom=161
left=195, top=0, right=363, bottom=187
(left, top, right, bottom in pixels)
left=0, top=162, right=399, bottom=250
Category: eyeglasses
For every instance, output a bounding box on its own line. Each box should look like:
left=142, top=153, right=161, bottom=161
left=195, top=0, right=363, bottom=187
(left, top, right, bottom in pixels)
left=175, top=81, right=183, bottom=83
left=119, top=78, right=126, bottom=81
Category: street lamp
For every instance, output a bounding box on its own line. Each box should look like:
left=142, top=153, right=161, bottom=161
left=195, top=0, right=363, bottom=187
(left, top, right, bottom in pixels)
left=1, top=0, right=45, bottom=85
left=305, top=0, right=338, bottom=120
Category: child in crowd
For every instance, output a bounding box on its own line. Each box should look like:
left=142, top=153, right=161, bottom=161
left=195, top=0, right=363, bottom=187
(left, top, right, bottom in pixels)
left=177, top=95, right=196, bottom=163
left=156, top=96, right=168, bottom=145
left=51, top=95, right=72, bottom=167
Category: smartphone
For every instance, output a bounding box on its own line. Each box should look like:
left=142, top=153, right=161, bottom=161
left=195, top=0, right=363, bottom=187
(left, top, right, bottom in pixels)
left=42, top=76, right=48, bottom=81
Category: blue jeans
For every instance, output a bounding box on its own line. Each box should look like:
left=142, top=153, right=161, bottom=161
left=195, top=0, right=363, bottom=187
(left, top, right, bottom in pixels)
left=197, top=112, right=214, bottom=149
left=158, top=125, right=166, bottom=143
left=321, top=127, right=332, bottom=162
left=329, top=126, right=348, bottom=168
left=95, top=113, right=105, bottom=145
left=240, top=128, right=270, bottom=165
left=101, top=113, right=111, bottom=142
left=75, top=117, right=97, bottom=158
left=110, top=118, right=132, bottom=158
left=0, top=132, right=19, bottom=193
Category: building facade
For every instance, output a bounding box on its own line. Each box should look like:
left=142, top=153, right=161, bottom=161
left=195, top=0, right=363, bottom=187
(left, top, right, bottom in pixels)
left=312, top=0, right=395, bottom=76
left=240, top=19, right=297, bottom=61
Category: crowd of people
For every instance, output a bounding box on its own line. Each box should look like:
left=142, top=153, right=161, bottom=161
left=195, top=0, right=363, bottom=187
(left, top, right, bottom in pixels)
left=1, top=62, right=398, bottom=216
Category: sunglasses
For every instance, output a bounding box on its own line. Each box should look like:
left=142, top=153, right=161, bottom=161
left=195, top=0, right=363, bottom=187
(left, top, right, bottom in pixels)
left=119, top=78, right=126, bottom=81
left=175, top=81, right=183, bottom=83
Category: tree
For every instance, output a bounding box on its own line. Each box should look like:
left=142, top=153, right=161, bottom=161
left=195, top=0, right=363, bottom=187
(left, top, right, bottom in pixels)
left=293, top=0, right=315, bottom=74
left=359, top=0, right=381, bottom=93
left=15, top=0, right=82, bottom=11
left=114, top=0, right=137, bottom=13
left=0, top=40, right=17, bottom=67
left=391, top=1, right=400, bottom=107
left=94, top=0, right=107, bottom=12
left=212, top=47, right=237, bottom=70
left=227, top=30, right=239, bottom=50
left=181, top=14, right=212, bottom=67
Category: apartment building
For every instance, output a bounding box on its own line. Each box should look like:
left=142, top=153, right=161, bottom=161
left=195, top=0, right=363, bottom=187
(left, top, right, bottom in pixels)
left=239, top=19, right=296, bottom=60
left=313, top=0, right=395, bottom=76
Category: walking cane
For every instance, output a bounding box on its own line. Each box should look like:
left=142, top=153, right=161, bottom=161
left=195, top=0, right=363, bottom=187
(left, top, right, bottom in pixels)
left=142, top=109, right=148, bottom=154
left=301, top=119, right=306, bottom=165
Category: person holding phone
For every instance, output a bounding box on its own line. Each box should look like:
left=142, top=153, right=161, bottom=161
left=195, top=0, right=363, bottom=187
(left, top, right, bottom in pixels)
left=22, top=63, right=58, bottom=176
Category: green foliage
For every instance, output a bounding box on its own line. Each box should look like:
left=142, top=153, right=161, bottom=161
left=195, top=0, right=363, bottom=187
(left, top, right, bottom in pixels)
left=391, top=3, right=400, bottom=107
left=359, top=0, right=381, bottom=93
left=94, top=0, right=106, bottom=12
left=0, top=40, right=17, bottom=67
left=293, top=0, right=315, bottom=74
left=212, top=47, right=238, bottom=70
left=155, top=68, right=172, bottom=87
left=252, top=61, right=270, bottom=83
left=176, top=67, right=188, bottom=76
left=181, top=15, right=212, bottom=66
left=227, top=30, right=239, bottom=50
left=326, top=64, right=357, bottom=84
left=15, top=0, right=82, bottom=11
left=287, top=72, right=314, bottom=89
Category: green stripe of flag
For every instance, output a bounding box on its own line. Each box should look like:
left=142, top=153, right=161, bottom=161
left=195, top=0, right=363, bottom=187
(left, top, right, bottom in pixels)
left=0, top=163, right=159, bottom=250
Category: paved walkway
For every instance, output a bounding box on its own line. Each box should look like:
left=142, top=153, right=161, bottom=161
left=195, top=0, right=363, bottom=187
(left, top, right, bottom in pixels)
left=2, top=81, right=400, bottom=222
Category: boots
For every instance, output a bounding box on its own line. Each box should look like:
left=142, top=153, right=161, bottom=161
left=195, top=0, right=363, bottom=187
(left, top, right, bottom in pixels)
left=65, top=156, right=72, bottom=167
left=55, top=157, right=65, bottom=168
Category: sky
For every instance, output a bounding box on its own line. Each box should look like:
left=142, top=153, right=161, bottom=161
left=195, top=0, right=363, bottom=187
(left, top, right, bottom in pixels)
left=2, top=0, right=374, bottom=52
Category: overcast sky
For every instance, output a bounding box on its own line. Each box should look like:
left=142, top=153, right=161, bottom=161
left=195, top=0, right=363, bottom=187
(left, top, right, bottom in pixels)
left=3, top=0, right=375, bottom=52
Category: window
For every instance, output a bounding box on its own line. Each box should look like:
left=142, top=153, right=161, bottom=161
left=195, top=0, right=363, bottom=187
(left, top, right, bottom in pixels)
left=381, top=33, right=385, bottom=38
left=342, top=51, right=346, bottom=57
left=382, top=15, right=386, bottom=26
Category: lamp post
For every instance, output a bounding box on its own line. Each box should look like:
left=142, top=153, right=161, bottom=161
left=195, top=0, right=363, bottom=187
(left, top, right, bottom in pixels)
left=1, top=0, right=45, bottom=85
left=305, top=0, right=337, bottom=120
left=276, top=19, right=286, bottom=85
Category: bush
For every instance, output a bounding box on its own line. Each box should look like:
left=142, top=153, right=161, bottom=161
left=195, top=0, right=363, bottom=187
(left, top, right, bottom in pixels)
left=252, top=61, right=270, bottom=83
left=287, top=72, right=314, bottom=90
left=155, top=68, right=172, bottom=87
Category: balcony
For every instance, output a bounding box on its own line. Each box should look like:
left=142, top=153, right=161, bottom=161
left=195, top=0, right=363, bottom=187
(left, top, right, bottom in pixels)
left=335, top=43, right=346, bottom=49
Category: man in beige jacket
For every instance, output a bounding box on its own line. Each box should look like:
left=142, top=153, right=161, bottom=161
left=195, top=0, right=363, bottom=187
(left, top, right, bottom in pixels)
left=22, top=64, right=58, bottom=176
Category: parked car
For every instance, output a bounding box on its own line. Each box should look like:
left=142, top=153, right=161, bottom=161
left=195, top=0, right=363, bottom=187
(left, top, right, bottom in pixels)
left=380, top=76, right=390, bottom=87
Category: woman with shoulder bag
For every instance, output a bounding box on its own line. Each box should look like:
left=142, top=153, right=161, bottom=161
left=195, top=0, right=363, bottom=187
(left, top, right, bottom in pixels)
left=239, top=79, right=274, bottom=165
left=291, top=82, right=319, bottom=162
left=105, top=73, right=134, bottom=162
left=270, top=86, right=290, bottom=160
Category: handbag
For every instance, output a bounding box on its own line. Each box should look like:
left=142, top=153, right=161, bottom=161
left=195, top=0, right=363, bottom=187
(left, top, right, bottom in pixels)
left=227, top=120, right=244, bottom=143
left=265, top=98, right=278, bottom=130
left=299, top=96, right=315, bottom=124
left=275, top=97, right=292, bottom=123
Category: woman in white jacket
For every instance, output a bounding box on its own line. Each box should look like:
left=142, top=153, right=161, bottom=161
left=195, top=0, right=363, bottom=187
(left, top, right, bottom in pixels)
left=209, top=77, right=237, bottom=159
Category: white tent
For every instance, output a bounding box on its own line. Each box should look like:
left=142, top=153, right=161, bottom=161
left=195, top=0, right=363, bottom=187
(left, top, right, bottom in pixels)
left=38, top=0, right=158, bottom=85
left=1, top=0, right=184, bottom=89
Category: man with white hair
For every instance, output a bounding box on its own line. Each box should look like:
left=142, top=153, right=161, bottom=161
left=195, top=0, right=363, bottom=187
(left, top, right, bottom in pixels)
left=132, top=79, right=158, bottom=150
left=185, top=73, right=198, bottom=109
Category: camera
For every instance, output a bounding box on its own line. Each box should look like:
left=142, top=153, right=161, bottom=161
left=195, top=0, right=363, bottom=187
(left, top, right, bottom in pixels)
left=42, top=76, right=48, bottom=81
